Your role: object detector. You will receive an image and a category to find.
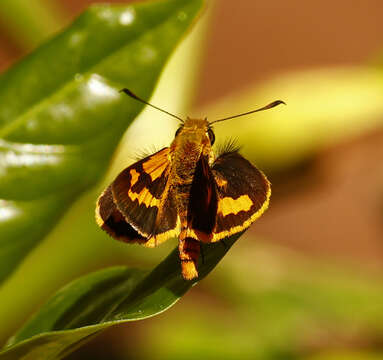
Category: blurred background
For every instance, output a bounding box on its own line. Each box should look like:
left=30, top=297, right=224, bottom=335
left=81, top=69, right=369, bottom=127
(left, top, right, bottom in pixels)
left=0, top=0, right=382, bottom=359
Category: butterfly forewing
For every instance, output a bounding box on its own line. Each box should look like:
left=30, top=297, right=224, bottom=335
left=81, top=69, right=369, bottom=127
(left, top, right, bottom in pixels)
left=187, top=155, right=218, bottom=241
left=97, top=148, right=179, bottom=247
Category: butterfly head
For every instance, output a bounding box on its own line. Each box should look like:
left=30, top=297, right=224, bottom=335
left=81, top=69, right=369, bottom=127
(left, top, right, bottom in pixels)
left=175, top=117, right=215, bottom=146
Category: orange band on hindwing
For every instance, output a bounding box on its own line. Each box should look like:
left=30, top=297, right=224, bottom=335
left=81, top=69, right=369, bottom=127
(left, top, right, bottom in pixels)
left=178, top=232, right=200, bottom=280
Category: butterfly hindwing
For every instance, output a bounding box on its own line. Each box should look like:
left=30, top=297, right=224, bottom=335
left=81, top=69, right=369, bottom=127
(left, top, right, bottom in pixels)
left=97, top=148, right=179, bottom=247
left=210, top=150, right=271, bottom=241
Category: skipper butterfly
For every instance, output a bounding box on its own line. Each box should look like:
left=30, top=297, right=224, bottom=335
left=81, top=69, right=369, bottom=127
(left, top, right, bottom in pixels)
left=96, top=89, right=284, bottom=280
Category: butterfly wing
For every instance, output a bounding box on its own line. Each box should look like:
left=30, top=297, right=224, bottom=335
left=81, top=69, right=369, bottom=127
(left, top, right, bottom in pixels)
left=186, top=155, right=218, bottom=242
left=96, top=185, right=147, bottom=244
left=96, top=148, right=179, bottom=247
left=210, top=150, right=271, bottom=242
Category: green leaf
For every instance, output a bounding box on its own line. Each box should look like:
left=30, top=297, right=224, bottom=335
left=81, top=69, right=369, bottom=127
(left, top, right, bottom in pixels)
left=0, top=235, right=239, bottom=360
left=0, top=0, right=203, bottom=283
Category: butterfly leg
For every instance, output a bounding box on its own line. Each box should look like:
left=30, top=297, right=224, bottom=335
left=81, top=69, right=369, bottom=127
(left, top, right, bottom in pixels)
left=178, top=233, right=200, bottom=280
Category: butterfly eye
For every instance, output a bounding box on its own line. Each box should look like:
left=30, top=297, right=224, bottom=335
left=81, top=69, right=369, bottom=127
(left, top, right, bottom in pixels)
left=175, top=127, right=183, bottom=138
left=207, top=128, right=215, bottom=145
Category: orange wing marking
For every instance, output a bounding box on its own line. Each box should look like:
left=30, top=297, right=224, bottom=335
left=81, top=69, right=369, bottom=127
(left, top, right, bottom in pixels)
left=218, top=194, right=253, bottom=216
left=128, top=188, right=160, bottom=207
left=129, top=168, right=140, bottom=187
left=142, top=153, right=169, bottom=181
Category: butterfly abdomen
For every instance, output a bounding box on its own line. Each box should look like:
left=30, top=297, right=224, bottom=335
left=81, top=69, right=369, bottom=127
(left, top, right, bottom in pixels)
left=178, top=232, right=200, bottom=280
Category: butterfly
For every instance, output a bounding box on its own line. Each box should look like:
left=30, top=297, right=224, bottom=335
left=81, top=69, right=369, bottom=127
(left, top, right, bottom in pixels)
left=96, top=88, right=284, bottom=280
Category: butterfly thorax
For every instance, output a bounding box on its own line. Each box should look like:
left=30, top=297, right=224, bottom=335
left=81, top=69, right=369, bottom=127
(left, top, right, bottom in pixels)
left=169, top=118, right=212, bottom=184
left=168, top=118, right=213, bottom=225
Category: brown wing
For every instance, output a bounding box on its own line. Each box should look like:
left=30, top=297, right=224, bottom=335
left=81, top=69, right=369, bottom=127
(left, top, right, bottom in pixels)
left=96, top=185, right=147, bottom=244
left=186, top=155, right=218, bottom=242
left=210, top=151, right=271, bottom=242
left=96, top=148, right=179, bottom=247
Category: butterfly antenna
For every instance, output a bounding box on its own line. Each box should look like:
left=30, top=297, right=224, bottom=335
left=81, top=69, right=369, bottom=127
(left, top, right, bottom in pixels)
left=209, top=100, right=286, bottom=124
left=120, top=88, right=184, bottom=123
